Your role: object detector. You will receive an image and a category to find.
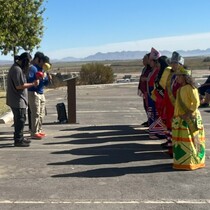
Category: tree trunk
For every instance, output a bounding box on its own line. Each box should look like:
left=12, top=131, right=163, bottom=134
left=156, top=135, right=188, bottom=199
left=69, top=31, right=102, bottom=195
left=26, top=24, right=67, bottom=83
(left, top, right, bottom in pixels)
left=13, top=46, right=16, bottom=62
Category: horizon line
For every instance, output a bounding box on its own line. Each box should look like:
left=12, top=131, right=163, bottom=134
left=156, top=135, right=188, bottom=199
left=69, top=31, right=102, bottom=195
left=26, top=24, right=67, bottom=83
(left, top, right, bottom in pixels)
left=43, top=32, right=210, bottom=60
left=1, top=32, right=210, bottom=60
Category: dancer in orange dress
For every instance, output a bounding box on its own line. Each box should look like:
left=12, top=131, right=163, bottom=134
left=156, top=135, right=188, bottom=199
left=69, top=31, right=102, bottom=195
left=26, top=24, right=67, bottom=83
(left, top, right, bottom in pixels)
left=147, top=47, right=164, bottom=139
left=160, top=52, right=184, bottom=156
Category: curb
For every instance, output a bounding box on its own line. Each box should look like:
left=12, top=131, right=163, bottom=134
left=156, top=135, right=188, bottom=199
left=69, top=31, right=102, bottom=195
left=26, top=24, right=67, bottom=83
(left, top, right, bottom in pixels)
left=0, top=111, right=13, bottom=124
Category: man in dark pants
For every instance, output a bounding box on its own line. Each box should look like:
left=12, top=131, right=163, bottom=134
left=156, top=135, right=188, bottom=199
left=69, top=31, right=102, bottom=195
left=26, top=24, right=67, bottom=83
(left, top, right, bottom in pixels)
left=6, top=52, right=39, bottom=147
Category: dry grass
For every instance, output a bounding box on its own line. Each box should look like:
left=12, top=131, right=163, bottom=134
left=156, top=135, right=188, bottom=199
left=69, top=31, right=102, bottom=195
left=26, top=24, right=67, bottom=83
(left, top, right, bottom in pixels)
left=185, top=57, right=210, bottom=70
left=0, top=91, right=9, bottom=116
left=47, top=56, right=210, bottom=75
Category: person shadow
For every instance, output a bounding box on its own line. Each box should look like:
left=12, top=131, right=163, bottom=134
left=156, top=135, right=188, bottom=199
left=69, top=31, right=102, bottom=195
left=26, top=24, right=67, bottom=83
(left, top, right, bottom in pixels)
left=0, top=131, right=14, bottom=148
left=46, top=125, right=173, bottom=178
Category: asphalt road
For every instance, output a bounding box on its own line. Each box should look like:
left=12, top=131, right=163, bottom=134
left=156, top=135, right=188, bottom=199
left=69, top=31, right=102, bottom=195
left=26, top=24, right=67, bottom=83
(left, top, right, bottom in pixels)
left=0, top=82, right=210, bottom=210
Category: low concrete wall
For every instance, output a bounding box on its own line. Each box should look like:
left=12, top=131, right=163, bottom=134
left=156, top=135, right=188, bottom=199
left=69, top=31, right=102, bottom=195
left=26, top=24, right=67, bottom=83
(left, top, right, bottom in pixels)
left=0, top=111, right=13, bottom=124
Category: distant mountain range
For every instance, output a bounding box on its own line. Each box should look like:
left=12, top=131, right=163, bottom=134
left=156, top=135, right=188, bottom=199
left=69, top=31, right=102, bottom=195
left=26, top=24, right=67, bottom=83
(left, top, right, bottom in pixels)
left=1, top=48, right=210, bottom=64
left=56, top=48, right=210, bottom=62
left=0, top=60, right=13, bottom=65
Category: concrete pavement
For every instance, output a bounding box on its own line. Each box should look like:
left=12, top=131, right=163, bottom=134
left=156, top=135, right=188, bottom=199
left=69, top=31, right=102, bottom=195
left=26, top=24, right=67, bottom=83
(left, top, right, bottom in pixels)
left=0, top=82, right=210, bottom=210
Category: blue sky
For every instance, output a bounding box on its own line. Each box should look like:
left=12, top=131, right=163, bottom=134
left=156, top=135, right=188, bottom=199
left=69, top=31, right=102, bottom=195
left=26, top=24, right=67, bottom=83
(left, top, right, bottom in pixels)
left=3, top=0, right=210, bottom=59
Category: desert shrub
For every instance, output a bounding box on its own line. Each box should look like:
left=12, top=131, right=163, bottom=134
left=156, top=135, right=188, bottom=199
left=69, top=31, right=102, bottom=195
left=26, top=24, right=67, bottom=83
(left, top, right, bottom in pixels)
left=79, top=63, right=114, bottom=85
left=49, top=73, right=67, bottom=88
left=203, top=57, right=210, bottom=62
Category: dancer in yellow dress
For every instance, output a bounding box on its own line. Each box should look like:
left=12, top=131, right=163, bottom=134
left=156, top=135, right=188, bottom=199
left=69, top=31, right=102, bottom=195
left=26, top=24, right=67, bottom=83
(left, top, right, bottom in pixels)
left=172, top=67, right=205, bottom=170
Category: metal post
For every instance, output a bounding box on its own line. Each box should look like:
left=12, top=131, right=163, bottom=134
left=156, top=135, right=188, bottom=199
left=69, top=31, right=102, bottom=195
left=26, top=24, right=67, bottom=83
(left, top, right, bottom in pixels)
left=67, top=77, right=76, bottom=123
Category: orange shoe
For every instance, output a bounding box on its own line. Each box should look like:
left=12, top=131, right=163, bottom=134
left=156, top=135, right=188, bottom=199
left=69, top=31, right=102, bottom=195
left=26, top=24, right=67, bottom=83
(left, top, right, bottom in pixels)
left=39, top=132, right=46, bottom=137
left=31, top=133, right=43, bottom=139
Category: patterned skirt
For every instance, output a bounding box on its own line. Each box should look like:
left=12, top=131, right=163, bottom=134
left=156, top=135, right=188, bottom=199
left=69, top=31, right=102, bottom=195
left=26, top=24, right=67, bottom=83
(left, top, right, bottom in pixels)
left=147, top=87, right=166, bottom=136
left=172, top=111, right=205, bottom=170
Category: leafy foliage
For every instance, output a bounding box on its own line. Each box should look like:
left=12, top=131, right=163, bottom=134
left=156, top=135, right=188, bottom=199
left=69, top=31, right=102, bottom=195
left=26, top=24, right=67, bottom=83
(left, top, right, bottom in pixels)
left=0, top=0, right=45, bottom=57
left=79, top=63, right=114, bottom=85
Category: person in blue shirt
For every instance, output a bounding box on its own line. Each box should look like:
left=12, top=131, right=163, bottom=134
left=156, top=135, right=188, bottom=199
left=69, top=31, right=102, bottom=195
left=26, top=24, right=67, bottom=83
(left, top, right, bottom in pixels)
left=27, top=52, right=52, bottom=139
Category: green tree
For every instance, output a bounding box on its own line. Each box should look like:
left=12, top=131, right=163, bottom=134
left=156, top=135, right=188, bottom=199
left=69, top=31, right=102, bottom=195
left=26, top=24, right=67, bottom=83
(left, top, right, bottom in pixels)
left=79, top=63, right=114, bottom=85
left=0, top=0, right=45, bottom=60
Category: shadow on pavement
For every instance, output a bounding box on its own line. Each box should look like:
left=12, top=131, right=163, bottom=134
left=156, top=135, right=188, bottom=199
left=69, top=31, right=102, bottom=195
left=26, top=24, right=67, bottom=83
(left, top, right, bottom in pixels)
left=60, top=125, right=147, bottom=132
left=0, top=136, right=13, bottom=141
left=49, top=134, right=150, bottom=145
left=0, top=143, right=14, bottom=148
left=47, top=124, right=172, bottom=177
left=45, top=125, right=149, bottom=145
left=48, top=143, right=169, bottom=166
left=0, top=131, right=13, bottom=148
left=0, top=131, right=13, bottom=135
left=51, top=163, right=174, bottom=178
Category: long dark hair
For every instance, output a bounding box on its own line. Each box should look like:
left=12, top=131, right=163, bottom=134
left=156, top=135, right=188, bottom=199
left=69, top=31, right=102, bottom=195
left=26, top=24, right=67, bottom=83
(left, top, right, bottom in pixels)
left=180, top=65, right=197, bottom=88
left=184, top=74, right=197, bottom=88
left=153, top=56, right=170, bottom=97
left=15, top=52, right=32, bottom=73
left=157, top=56, right=169, bottom=80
